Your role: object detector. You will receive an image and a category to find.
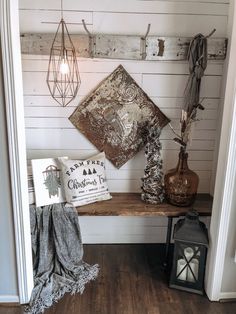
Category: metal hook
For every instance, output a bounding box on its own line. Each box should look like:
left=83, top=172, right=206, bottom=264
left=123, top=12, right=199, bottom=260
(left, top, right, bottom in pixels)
left=205, top=28, right=216, bottom=39
left=82, top=19, right=92, bottom=37
left=140, top=23, right=151, bottom=60
left=141, top=23, right=151, bottom=41
left=82, top=19, right=94, bottom=58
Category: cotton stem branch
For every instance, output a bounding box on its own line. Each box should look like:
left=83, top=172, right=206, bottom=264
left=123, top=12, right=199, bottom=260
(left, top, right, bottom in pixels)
left=168, top=123, right=182, bottom=139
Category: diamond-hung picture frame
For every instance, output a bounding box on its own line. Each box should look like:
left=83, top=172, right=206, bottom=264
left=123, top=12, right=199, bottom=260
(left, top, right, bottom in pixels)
left=69, top=65, right=170, bottom=168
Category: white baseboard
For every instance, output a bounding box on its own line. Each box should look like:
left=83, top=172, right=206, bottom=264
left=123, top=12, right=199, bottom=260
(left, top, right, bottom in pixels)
left=0, top=295, right=19, bottom=303
left=220, top=292, right=236, bottom=300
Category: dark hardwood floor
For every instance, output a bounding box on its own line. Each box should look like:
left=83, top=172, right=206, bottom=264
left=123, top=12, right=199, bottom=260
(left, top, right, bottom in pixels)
left=0, top=244, right=236, bottom=314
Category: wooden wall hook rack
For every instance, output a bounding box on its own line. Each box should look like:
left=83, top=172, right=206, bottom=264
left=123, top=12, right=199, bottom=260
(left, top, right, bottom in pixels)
left=20, top=32, right=227, bottom=61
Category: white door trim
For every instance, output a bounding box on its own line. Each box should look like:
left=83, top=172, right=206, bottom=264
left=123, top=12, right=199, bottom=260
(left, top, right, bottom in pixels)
left=1, top=0, right=236, bottom=305
left=205, top=1, right=236, bottom=301
left=0, top=0, right=33, bottom=304
left=206, top=85, right=236, bottom=300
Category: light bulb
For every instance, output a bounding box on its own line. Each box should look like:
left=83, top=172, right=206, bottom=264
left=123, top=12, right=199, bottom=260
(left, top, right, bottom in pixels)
left=60, top=59, right=69, bottom=75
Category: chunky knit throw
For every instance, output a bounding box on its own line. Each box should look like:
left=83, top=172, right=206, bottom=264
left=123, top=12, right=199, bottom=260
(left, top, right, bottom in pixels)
left=25, top=203, right=99, bottom=314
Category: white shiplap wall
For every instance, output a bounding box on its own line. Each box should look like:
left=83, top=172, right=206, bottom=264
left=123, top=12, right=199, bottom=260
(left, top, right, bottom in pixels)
left=20, top=0, right=228, bottom=243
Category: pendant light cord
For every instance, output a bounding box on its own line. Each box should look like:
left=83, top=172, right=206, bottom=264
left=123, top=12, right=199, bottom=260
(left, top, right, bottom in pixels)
left=60, top=0, right=65, bottom=55
left=61, top=0, right=63, bottom=20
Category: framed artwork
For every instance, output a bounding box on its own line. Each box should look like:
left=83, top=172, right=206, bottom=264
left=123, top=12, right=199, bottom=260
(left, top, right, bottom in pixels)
left=69, top=65, right=170, bottom=168
left=31, top=158, right=66, bottom=207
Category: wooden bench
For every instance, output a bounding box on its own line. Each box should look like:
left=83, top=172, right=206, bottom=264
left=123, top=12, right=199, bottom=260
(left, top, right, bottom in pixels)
left=76, top=193, right=213, bottom=268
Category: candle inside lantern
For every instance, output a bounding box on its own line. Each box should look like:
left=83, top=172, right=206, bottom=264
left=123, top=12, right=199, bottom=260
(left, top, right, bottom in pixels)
left=176, top=259, right=187, bottom=281
left=184, top=247, right=194, bottom=261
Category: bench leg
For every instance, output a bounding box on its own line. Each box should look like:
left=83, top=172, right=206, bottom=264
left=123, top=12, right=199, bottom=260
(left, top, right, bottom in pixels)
left=164, top=217, right=173, bottom=270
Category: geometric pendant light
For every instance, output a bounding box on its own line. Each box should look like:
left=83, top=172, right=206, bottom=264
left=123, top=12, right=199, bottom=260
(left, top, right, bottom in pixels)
left=46, top=15, right=81, bottom=107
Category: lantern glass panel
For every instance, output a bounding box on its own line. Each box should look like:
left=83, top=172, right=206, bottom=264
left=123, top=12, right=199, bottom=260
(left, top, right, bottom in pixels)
left=176, top=243, right=200, bottom=282
left=170, top=240, right=207, bottom=294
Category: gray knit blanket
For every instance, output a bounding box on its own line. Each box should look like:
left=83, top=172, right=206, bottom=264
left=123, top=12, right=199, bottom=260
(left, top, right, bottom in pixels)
left=25, top=203, right=99, bottom=314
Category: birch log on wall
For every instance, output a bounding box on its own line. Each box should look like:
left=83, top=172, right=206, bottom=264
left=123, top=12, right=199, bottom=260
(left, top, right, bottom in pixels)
left=19, top=0, right=228, bottom=243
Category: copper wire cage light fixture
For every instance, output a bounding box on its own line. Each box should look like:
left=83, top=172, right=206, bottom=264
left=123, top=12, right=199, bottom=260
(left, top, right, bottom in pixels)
left=46, top=2, right=81, bottom=107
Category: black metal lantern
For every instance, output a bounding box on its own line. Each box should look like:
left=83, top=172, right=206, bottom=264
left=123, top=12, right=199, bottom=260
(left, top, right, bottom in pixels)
left=169, top=210, right=209, bottom=295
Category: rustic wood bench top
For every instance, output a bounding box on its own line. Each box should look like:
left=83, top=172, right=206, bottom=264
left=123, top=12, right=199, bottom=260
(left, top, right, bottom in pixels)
left=76, top=193, right=213, bottom=217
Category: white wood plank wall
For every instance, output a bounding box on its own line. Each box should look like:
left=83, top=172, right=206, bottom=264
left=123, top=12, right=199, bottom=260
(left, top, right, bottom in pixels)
left=19, top=0, right=228, bottom=243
